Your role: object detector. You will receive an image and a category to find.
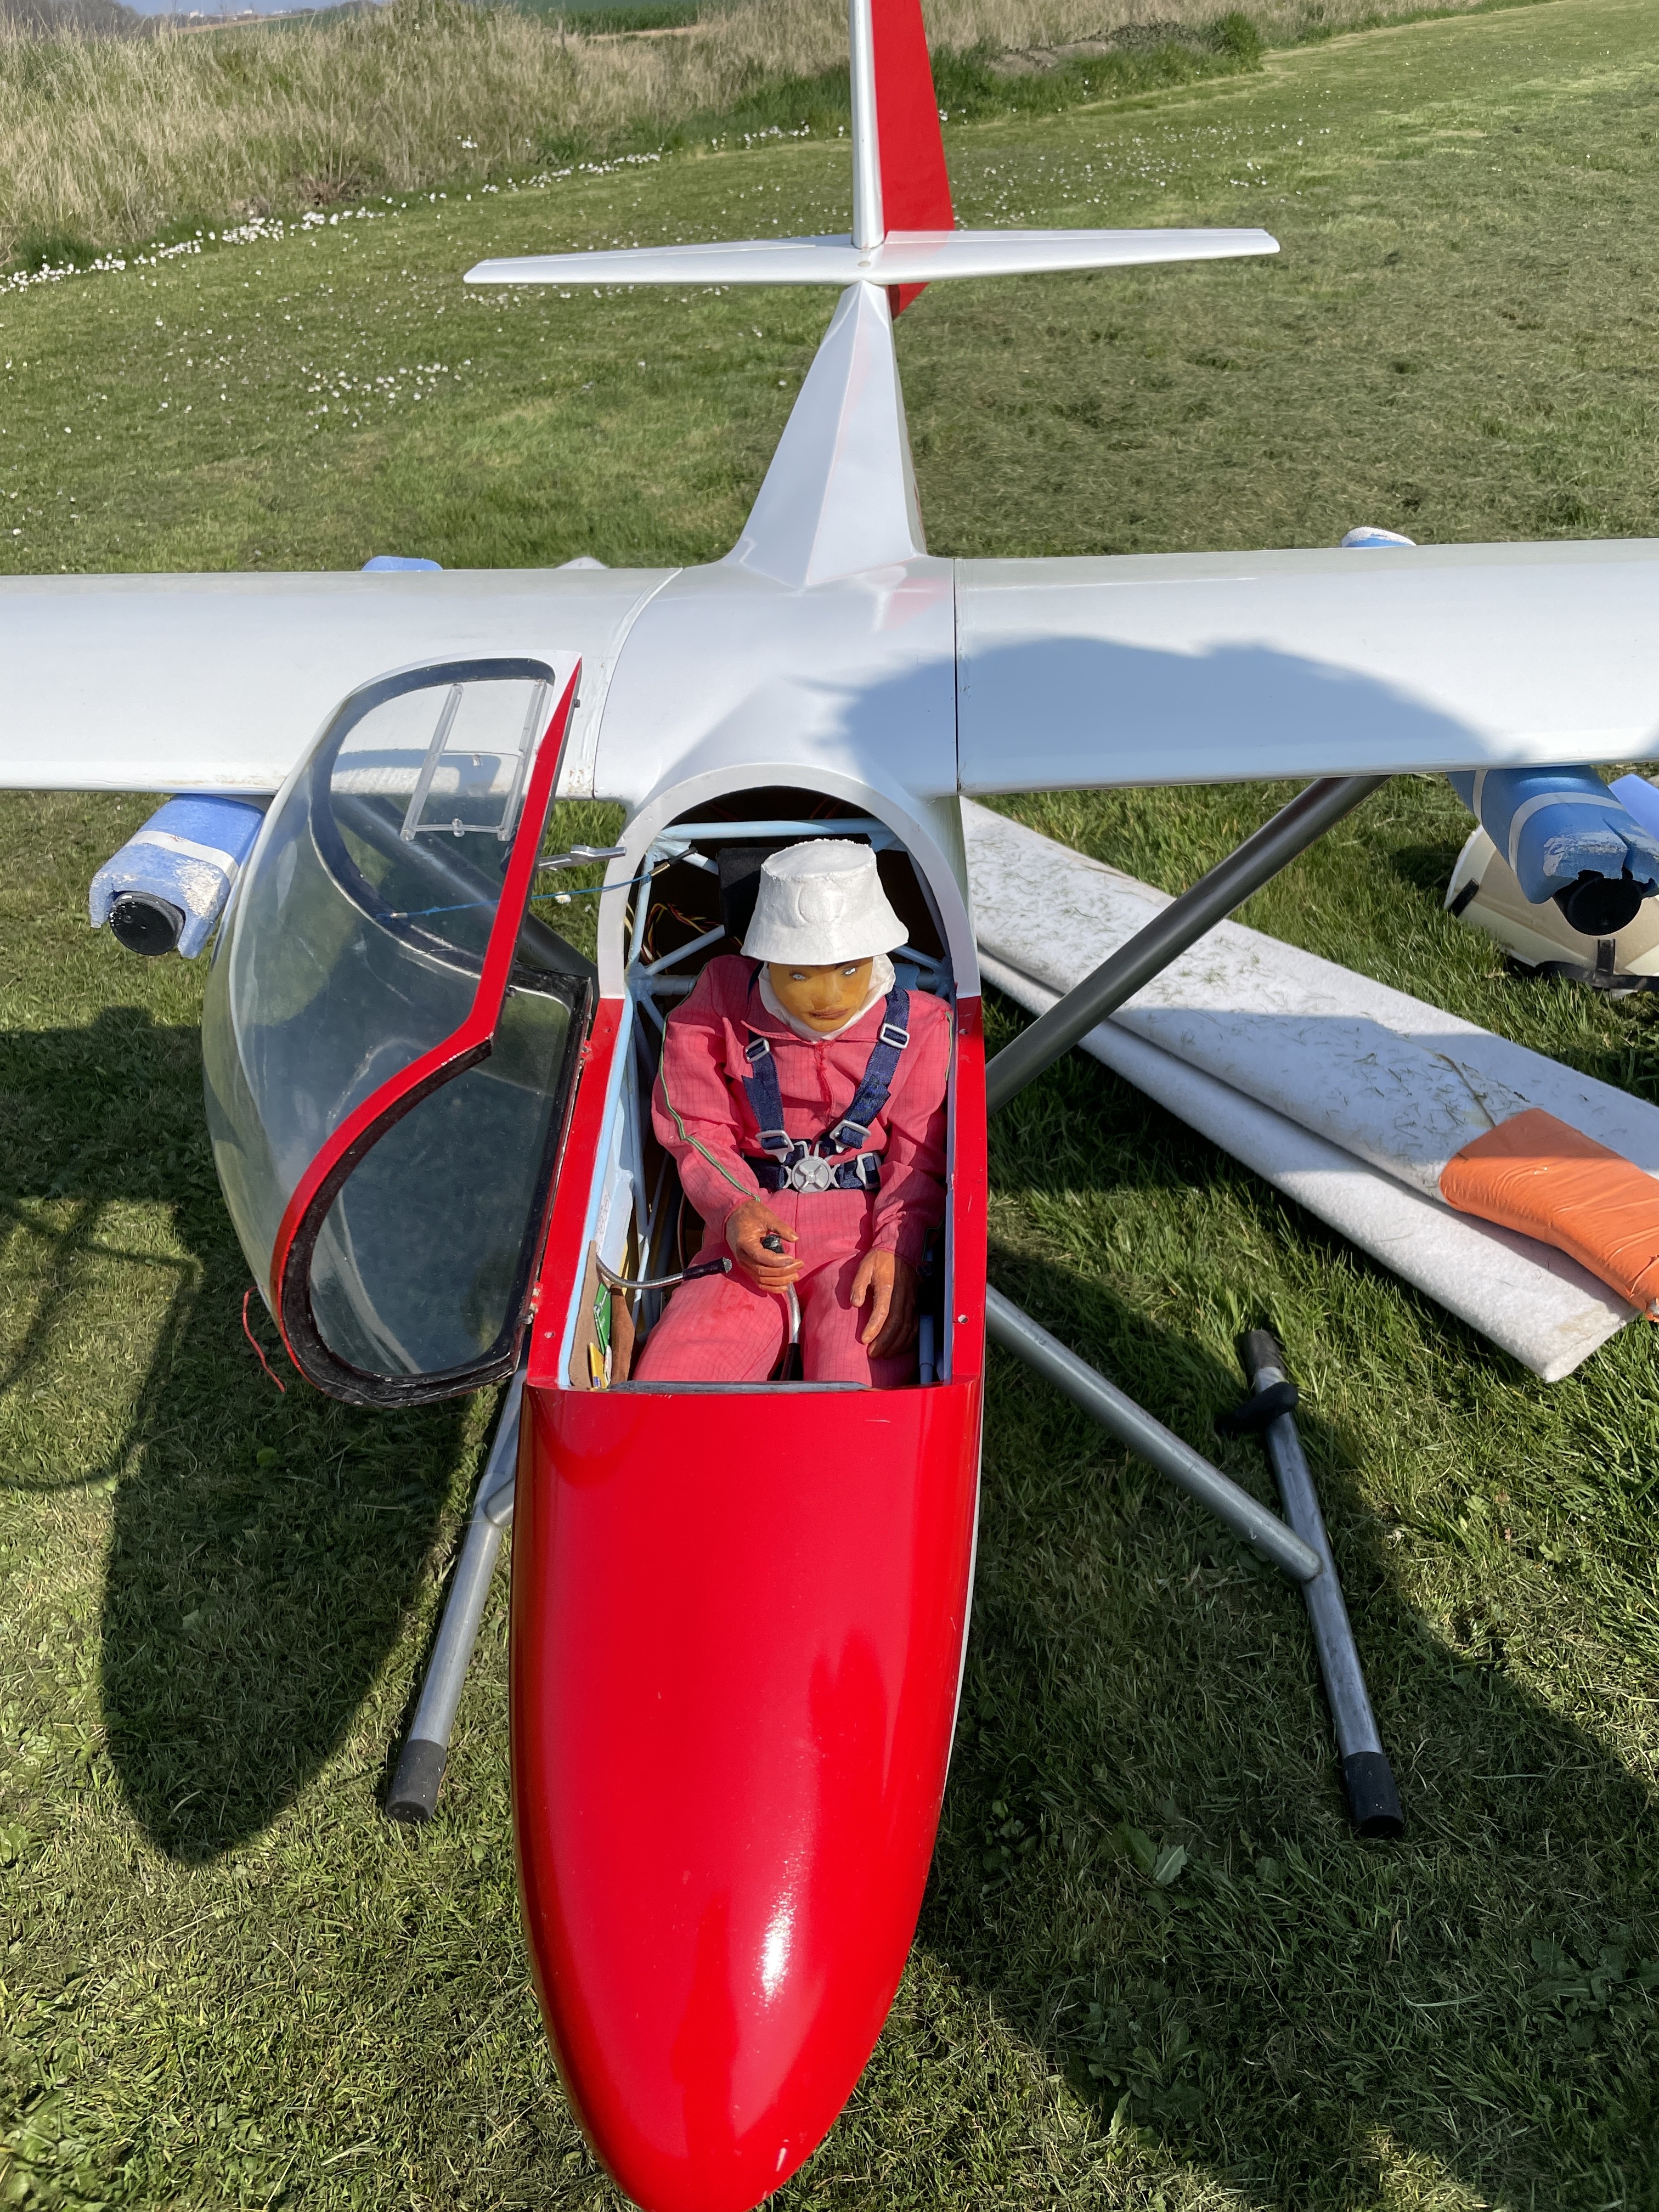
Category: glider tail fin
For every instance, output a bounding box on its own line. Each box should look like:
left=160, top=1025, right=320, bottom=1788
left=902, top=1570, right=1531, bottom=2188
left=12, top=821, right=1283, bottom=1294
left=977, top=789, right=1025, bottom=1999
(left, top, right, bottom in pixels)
left=851, top=0, right=954, bottom=311
left=467, top=0, right=1275, bottom=298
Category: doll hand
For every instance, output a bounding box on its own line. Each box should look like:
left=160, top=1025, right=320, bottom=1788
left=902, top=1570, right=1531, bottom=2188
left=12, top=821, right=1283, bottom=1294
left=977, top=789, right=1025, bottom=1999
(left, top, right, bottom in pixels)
left=850, top=1249, right=918, bottom=1360
left=726, top=1199, right=801, bottom=1289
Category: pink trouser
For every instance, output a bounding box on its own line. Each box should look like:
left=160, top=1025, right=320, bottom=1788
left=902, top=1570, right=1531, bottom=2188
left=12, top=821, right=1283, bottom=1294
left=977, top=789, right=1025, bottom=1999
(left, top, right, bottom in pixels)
left=631, top=1187, right=914, bottom=1389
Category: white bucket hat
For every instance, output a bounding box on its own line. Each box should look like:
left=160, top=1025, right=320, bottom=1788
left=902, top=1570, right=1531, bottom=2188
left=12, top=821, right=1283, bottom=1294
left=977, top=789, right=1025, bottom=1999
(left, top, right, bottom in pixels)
left=742, top=839, right=906, bottom=964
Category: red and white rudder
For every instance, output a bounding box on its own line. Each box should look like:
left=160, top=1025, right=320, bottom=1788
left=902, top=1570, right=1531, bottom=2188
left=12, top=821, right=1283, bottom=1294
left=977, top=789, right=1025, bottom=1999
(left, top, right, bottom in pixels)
left=849, top=0, right=955, bottom=311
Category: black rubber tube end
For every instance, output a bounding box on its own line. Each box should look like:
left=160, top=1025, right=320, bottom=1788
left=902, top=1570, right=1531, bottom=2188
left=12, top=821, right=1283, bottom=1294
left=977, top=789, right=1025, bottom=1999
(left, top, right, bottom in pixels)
left=1343, top=1751, right=1404, bottom=1839
left=109, top=892, right=185, bottom=958
left=1239, top=1327, right=1286, bottom=1385
left=386, top=1737, right=448, bottom=1824
left=1553, top=869, right=1644, bottom=940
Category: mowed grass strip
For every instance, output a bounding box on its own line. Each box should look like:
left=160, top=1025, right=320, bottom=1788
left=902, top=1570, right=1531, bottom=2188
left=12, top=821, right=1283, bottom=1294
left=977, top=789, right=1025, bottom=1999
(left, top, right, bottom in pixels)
left=4, top=1, right=1659, bottom=2206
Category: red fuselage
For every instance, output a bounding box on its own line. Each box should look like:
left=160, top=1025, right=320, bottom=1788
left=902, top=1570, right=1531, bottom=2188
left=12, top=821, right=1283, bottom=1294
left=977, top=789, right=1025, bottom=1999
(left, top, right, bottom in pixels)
left=510, top=998, right=987, bottom=2210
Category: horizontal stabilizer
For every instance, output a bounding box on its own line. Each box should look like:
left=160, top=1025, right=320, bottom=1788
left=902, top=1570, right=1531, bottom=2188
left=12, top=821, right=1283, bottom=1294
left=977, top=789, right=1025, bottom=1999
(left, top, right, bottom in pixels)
left=466, top=227, right=1278, bottom=291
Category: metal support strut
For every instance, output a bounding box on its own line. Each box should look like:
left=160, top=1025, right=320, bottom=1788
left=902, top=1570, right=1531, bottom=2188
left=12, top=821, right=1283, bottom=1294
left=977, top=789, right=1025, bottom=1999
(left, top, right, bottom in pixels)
left=978, top=778, right=1399, bottom=1835
left=983, top=775, right=1387, bottom=1115
left=985, top=1290, right=1321, bottom=1583
left=1229, top=1331, right=1404, bottom=1838
left=386, top=1368, right=524, bottom=1824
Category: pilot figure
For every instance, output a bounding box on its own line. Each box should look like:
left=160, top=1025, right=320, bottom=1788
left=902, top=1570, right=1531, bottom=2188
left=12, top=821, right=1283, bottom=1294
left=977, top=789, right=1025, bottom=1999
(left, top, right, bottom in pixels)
left=633, top=839, right=951, bottom=1387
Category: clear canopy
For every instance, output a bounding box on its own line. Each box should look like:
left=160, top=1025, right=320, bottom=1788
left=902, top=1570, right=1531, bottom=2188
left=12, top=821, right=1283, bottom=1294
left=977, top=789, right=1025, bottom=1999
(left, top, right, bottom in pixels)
left=203, top=659, right=592, bottom=1404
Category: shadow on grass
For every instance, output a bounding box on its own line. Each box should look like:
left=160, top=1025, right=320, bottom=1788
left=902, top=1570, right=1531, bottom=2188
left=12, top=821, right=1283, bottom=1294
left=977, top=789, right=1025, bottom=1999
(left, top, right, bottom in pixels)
left=0, top=1006, right=474, bottom=1864
left=1386, top=838, right=1469, bottom=901
left=918, top=1017, right=1659, bottom=2207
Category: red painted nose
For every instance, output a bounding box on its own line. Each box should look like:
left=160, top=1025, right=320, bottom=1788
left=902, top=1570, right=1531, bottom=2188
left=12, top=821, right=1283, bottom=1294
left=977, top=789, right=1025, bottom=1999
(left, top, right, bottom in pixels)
left=510, top=1381, right=981, bottom=2211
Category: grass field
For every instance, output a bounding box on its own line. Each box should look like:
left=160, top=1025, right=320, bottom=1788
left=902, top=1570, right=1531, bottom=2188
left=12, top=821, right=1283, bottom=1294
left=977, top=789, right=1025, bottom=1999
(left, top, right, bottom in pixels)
left=0, top=0, right=1535, bottom=274
left=5, top=0, right=1659, bottom=2204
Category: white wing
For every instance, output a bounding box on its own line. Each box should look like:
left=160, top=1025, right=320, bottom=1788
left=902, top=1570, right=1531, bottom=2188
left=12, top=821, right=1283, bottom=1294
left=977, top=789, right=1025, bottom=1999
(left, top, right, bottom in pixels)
left=956, top=539, right=1659, bottom=791
left=0, top=567, right=673, bottom=793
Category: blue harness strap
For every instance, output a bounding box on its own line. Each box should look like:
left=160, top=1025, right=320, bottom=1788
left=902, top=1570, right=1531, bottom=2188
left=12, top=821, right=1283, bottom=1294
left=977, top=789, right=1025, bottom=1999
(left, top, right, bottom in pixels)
left=740, top=982, right=911, bottom=1195
left=827, top=996, right=911, bottom=1151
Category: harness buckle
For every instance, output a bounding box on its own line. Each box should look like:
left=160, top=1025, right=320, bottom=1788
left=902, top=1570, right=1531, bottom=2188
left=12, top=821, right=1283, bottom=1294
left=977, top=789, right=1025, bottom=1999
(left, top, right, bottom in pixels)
left=785, top=1154, right=839, bottom=1194
left=879, top=1022, right=910, bottom=1051
left=745, top=1035, right=772, bottom=1063
left=828, top=1118, right=869, bottom=1150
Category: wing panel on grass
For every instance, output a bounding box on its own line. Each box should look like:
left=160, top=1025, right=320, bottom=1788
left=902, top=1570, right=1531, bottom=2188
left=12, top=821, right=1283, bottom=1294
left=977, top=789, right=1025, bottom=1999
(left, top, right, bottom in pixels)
left=956, top=540, right=1659, bottom=791
left=0, top=567, right=673, bottom=794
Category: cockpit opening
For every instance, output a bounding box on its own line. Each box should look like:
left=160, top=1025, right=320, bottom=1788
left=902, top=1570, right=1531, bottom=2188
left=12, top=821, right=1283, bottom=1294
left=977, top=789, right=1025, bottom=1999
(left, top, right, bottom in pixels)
left=561, top=788, right=958, bottom=1395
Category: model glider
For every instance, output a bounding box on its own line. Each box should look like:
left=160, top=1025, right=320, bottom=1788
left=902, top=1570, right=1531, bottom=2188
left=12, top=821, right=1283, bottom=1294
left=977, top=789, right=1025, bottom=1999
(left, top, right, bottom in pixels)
left=8, top=0, right=1659, bottom=2204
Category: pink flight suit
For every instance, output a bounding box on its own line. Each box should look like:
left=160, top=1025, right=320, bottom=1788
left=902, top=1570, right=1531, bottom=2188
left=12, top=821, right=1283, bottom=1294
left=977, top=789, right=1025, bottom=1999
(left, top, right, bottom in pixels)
left=632, top=955, right=951, bottom=1388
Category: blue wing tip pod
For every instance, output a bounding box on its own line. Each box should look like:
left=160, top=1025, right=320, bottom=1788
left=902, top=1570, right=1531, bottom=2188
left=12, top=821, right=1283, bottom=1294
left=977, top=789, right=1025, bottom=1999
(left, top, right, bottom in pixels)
left=1449, top=765, right=1659, bottom=934
left=89, top=794, right=268, bottom=958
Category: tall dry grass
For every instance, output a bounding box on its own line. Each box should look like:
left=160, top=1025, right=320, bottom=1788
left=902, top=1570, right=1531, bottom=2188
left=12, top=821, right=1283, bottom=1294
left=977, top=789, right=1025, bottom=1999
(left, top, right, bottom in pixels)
left=0, top=0, right=1502, bottom=267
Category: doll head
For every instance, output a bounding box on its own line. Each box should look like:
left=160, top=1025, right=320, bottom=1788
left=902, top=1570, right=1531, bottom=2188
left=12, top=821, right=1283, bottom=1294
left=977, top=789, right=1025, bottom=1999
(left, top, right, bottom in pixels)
left=743, top=840, right=906, bottom=1035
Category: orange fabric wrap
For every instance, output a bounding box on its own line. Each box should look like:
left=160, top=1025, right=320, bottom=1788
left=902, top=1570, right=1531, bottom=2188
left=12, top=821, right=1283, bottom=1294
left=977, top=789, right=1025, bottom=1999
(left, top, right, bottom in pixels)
left=1439, top=1107, right=1659, bottom=1316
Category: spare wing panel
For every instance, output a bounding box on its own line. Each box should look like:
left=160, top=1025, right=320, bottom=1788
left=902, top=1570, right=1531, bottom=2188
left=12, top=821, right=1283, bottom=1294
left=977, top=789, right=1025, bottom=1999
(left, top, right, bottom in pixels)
left=955, top=539, right=1659, bottom=791
left=0, top=567, right=673, bottom=794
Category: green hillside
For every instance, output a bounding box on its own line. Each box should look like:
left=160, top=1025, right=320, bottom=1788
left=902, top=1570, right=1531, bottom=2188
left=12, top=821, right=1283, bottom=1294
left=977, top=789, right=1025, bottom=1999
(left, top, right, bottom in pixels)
left=4, top=0, right=1659, bottom=2205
